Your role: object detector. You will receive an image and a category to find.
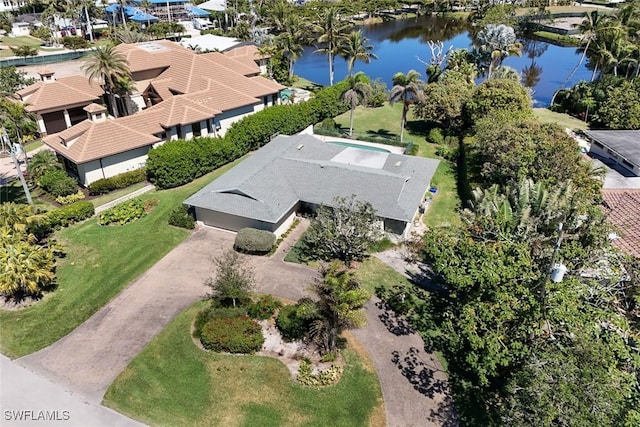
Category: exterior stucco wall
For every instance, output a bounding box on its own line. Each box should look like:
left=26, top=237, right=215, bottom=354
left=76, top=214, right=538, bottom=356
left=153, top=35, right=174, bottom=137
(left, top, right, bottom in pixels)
left=589, top=141, right=640, bottom=176
left=75, top=146, right=151, bottom=186
left=216, top=103, right=259, bottom=137
left=194, top=203, right=297, bottom=237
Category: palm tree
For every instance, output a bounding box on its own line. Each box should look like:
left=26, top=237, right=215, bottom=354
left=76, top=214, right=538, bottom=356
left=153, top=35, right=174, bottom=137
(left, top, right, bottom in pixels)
left=476, top=24, right=522, bottom=79
left=310, top=6, right=350, bottom=86
left=388, top=70, right=424, bottom=143
left=140, top=0, right=152, bottom=28
left=339, top=30, right=378, bottom=78
left=82, top=44, right=131, bottom=118
left=301, top=262, right=369, bottom=354
left=341, top=71, right=370, bottom=137
left=0, top=234, right=55, bottom=299
left=27, top=151, right=62, bottom=185
left=114, top=75, right=136, bottom=116
left=276, top=16, right=304, bottom=82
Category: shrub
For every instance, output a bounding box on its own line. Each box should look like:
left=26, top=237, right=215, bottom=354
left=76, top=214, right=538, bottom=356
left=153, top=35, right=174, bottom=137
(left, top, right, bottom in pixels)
left=320, top=118, right=337, bottom=130
left=297, top=359, right=342, bottom=386
left=234, top=228, right=276, bottom=255
left=366, top=78, right=388, bottom=107
left=248, top=295, right=282, bottom=320
left=427, top=128, right=445, bottom=145
left=199, top=316, right=264, bottom=353
left=55, top=190, right=85, bottom=205
left=39, top=169, right=77, bottom=197
left=47, top=201, right=95, bottom=228
left=276, top=304, right=310, bottom=341
left=168, top=205, right=195, bottom=229
left=146, top=137, right=240, bottom=189
left=98, top=198, right=156, bottom=225
left=88, top=169, right=147, bottom=195
left=194, top=304, right=248, bottom=338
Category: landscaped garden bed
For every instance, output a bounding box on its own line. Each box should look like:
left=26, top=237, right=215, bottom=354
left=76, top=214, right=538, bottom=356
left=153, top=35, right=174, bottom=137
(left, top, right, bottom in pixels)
left=103, top=301, right=383, bottom=427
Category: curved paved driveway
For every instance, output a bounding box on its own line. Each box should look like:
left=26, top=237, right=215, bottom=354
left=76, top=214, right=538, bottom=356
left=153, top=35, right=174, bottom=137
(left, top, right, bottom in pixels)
left=17, top=223, right=456, bottom=426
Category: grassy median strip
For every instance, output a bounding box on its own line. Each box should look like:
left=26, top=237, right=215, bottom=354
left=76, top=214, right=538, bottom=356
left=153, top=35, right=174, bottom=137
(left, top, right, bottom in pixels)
left=0, top=157, right=245, bottom=358
left=103, top=302, right=383, bottom=427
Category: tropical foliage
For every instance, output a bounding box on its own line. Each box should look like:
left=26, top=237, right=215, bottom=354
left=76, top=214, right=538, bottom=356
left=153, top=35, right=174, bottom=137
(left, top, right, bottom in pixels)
left=82, top=44, right=131, bottom=118
left=388, top=70, right=424, bottom=142
left=301, top=262, right=370, bottom=354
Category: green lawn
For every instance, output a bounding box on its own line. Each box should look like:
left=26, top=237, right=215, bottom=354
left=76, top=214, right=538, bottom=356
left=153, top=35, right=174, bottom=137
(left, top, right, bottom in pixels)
left=23, top=140, right=44, bottom=152
left=534, top=108, right=589, bottom=131
left=292, top=75, right=323, bottom=92
left=0, top=35, right=43, bottom=48
left=333, top=103, right=461, bottom=228
left=103, top=302, right=384, bottom=427
left=354, top=257, right=413, bottom=295
left=89, top=181, right=150, bottom=208
left=0, top=157, right=246, bottom=358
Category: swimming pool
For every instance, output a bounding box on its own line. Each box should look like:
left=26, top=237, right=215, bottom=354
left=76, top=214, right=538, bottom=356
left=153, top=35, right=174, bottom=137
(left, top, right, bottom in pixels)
left=329, top=141, right=391, bottom=153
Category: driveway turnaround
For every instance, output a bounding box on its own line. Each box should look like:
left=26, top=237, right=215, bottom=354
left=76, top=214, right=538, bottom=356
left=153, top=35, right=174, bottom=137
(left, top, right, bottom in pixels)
left=0, top=355, right=143, bottom=427
left=16, top=222, right=456, bottom=426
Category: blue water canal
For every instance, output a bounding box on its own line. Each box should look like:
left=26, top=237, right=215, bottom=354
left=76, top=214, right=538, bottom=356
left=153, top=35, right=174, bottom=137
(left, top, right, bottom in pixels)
left=294, top=16, right=591, bottom=106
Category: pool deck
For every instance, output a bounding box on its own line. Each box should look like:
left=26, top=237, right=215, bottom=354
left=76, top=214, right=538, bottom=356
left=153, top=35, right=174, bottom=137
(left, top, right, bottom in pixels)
left=313, top=134, right=405, bottom=154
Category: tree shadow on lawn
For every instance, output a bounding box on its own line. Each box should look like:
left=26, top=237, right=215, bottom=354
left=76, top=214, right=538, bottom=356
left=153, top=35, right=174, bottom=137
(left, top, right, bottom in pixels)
left=392, top=346, right=459, bottom=426
left=404, top=119, right=435, bottom=138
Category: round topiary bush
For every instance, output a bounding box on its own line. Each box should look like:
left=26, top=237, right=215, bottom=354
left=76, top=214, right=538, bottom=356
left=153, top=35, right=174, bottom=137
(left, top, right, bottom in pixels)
left=276, top=304, right=309, bottom=342
left=200, top=316, right=264, bottom=353
left=234, top=228, right=276, bottom=255
left=168, top=205, right=195, bottom=229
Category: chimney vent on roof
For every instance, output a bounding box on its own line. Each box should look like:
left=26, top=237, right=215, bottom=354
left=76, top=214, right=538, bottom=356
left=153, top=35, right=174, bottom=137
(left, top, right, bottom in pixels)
left=38, top=69, right=55, bottom=82
left=84, top=103, right=108, bottom=122
left=296, top=144, right=304, bottom=150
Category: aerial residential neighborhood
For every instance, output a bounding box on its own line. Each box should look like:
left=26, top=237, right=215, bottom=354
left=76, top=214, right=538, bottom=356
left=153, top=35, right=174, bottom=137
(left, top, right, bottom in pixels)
left=1, top=0, right=639, bottom=426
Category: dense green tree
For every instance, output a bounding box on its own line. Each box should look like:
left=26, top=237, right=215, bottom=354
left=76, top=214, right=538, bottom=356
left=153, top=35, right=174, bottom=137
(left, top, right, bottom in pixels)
left=0, top=66, right=35, bottom=97
left=470, top=116, right=601, bottom=199
left=303, top=195, right=380, bottom=266
left=205, top=249, right=254, bottom=307
left=463, top=77, right=533, bottom=124
left=0, top=99, right=37, bottom=144
left=340, top=71, right=370, bottom=137
left=591, top=78, right=640, bottom=129
left=414, top=70, right=474, bottom=129
left=388, top=70, right=424, bottom=143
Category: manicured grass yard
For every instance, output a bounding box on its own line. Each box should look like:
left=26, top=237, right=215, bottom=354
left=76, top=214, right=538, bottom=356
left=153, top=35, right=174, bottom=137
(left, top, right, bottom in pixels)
left=103, top=302, right=384, bottom=427
left=533, top=108, right=589, bottom=131
left=333, top=103, right=461, bottom=228
left=0, top=157, right=246, bottom=358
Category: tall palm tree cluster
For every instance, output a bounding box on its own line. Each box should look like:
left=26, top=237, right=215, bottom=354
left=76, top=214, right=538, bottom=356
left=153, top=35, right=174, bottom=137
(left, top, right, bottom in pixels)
left=576, top=2, right=640, bottom=80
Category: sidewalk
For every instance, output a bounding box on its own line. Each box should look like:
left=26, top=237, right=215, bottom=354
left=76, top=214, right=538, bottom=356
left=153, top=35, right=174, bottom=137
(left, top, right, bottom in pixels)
left=0, top=355, right=144, bottom=427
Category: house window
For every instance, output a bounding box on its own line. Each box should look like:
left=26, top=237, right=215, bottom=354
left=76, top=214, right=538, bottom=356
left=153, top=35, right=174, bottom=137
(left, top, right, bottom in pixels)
left=263, top=96, right=268, bottom=106
left=622, top=159, right=634, bottom=169
left=192, top=121, right=201, bottom=137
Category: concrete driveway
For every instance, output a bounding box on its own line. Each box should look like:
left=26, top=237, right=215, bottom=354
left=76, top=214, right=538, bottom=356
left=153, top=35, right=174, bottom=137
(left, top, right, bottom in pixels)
left=15, top=222, right=455, bottom=426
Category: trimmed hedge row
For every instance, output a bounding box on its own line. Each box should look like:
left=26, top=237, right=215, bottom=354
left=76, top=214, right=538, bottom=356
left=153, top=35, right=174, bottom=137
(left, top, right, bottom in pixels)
left=146, top=82, right=350, bottom=189
left=88, top=169, right=147, bottom=195
left=47, top=201, right=95, bottom=228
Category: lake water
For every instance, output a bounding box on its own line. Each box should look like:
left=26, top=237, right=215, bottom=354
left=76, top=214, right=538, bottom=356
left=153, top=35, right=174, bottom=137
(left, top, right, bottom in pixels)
left=294, top=16, right=591, bottom=106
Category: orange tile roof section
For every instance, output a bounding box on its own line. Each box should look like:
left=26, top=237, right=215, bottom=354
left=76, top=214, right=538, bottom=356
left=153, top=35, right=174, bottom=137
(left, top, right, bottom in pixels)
left=43, top=119, right=160, bottom=163
left=602, top=189, right=640, bottom=258
left=16, top=75, right=103, bottom=113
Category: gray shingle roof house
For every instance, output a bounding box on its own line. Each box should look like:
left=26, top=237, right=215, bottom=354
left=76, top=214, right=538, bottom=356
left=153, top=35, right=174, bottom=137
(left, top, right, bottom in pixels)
left=185, top=134, right=440, bottom=238
left=586, top=130, right=640, bottom=177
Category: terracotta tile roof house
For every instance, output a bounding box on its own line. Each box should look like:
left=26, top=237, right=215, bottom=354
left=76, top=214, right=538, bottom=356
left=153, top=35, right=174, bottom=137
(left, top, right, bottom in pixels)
left=185, top=134, right=440, bottom=239
left=14, top=72, right=103, bottom=135
left=38, top=40, right=284, bottom=186
left=603, top=189, right=640, bottom=258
